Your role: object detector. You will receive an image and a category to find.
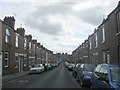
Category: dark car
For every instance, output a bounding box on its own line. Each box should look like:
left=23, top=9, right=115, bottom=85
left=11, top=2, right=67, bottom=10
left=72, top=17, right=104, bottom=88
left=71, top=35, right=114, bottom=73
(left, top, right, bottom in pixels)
left=76, top=64, right=96, bottom=87
left=91, top=63, right=120, bottom=89
left=72, top=63, right=81, bottom=78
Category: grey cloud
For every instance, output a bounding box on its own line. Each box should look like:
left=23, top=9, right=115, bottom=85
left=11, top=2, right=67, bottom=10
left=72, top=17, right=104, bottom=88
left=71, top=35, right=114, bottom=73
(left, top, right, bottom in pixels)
left=77, top=6, right=105, bottom=26
left=23, top=4, right=73, bottom=35
left=23, top=1, right=117, bottom=36
left=76, top=2, right=117, bottom=26
left=32, top=4, right=72, bottom=16
left=24, top=17, right=63, bottom=35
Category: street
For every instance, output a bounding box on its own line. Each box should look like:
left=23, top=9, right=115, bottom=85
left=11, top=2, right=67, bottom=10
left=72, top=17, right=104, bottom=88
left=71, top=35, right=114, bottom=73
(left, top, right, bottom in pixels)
left=2, top=63, right=90, bottom=89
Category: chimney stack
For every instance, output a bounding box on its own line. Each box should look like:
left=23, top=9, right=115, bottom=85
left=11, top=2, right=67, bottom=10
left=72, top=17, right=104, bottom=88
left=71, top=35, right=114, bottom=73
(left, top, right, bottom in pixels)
left=16, top=27, right=25, bottom=36
left=4, top=16, right=15, bottom=29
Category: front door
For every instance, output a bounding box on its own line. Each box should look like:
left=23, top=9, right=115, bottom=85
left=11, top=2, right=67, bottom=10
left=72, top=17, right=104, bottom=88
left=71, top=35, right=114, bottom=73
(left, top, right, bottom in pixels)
left=19, top=56, right=24, bottom=72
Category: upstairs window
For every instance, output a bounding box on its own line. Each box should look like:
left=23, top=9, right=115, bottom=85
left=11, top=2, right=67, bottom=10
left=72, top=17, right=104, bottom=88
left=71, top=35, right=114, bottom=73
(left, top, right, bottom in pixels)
left=5, top=28, right=10, bottom=43
left=102, top=26, right=105, bottom=43
left=15, top=33, right=19, bottom=47
left=89, top=38, right=92, bottom=49
left=95, top=33, right=98, bottom=48
left=117, top=11, right=120, bottom=33
left=34, top=44, right=36, bottom=52
left=29, top=42, right=31, bottom=53
left=24, top=38, right=27, bottom=50
left=29, top=42, right=31, bottom=50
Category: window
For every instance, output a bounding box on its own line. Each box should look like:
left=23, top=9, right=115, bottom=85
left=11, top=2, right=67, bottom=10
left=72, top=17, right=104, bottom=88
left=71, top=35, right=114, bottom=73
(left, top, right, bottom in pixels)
left=15, top=55, right=18, bottom=68
left=99, top=65, right=108, bottom=81
left=117, top=11, right=120, bottom=33
left=24, top=57, right=27, bottom=66
left=15, top=33, right=19, bottom=47
left=102, top=50, right=110, bottom=63
left=5, top=28, right=10, bottom=43
left=100, top=65, right=108, bottom=74
left=95, top=65, right=102, bottom=76
left=106, top=50, right=110, bottom=63
left=24, top=38, right=27, bottom=50
left=29, top=42, right=31, bottom=50
left=102, top=26, right=105, bottom=43
left=4, top=52, right=9, bottom=67
left=95, top=33, right=98, bottom=48
left=34, top=44, right=36, bottom=52
left=89, top=38, right=92, bottom=49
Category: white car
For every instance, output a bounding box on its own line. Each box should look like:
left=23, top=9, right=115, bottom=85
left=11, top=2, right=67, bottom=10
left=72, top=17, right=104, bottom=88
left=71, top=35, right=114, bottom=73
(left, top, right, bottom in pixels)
left=29, top=64, right=44, bottom=74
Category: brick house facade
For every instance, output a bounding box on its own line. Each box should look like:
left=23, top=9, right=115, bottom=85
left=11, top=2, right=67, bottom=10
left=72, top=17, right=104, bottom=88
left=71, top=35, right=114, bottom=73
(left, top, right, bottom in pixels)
left=0, top=16, right=55, bottom=75
left=72, top=1, right=120, bottom=64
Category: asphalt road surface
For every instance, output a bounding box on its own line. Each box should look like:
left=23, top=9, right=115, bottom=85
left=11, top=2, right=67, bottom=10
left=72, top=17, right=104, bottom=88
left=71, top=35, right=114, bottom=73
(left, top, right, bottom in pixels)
left=2, top=63, right=90, bottom=89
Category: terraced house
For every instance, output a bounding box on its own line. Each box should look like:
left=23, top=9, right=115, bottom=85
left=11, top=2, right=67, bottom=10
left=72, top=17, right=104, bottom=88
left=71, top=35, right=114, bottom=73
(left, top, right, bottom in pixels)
left=0, top=16, right=27, bottom=75
left=72, top=1, right=120, bottom=64
left=0, top=16, right=55, bottom=75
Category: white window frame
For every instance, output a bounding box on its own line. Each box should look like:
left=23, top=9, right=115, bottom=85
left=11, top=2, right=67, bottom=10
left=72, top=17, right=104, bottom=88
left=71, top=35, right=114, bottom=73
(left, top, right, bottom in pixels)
left=15, top=33, right=19, bottom=47
left=24, top=38, right=27, bottom=50
left=106, top=50, right=110, bottom=63
left=117, top=11, right=120, bottom=33
left=89, top=38, right=92, bottom=49
left=34, top=44, right=36, bottom=52
left=102, top=26, right=105, bottom=43
left=4, top=52, right=9, bottom=67
left=95, top=33, right=98, bottom=48
left=29, top=42, right=31, bottom=50
left=5, top=28, right=10, bottom=43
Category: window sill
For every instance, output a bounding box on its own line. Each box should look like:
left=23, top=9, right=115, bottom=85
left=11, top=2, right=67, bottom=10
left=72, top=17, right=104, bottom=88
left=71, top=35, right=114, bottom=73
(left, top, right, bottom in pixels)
left=116, top=32, right=120, bottom=36
left=4, top=66, right=8, bottom=68
left=101, top=41, right=105, bottom=44
left=95, top=46, right=98, bottom=48
left=15, top=66, right=18, bottom=69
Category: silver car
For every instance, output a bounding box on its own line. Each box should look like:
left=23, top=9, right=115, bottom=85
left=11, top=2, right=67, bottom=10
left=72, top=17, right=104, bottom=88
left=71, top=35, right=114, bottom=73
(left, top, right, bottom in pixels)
left=29, top=64, right=44, bottom=74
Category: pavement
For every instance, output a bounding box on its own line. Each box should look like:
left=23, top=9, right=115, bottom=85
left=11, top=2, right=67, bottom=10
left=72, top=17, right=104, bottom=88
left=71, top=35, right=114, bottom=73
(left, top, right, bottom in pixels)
left=2, top=71, right=29, bottom=83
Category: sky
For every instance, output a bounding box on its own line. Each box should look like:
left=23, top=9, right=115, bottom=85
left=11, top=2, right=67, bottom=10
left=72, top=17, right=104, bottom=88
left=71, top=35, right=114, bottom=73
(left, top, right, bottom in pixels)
left=0, top=0, right=119, bottom=54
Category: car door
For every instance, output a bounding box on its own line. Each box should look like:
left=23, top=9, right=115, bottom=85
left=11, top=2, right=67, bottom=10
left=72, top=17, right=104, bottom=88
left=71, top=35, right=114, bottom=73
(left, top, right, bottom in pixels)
left=92, top=64, right=102, bottom=88
left=96, top=65, right=111, bottom=88
left=76, top=64, right=83, bottom=81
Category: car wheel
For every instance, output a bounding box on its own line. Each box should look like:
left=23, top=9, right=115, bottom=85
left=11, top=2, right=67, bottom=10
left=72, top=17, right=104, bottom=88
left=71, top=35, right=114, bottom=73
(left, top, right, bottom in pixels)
left=76, top=76, right=79, bottom=82
left=74, top=73, right=77, bottom=78
left=72, top=72, right=74, bottom=76
left=80, top=78, right=84, bottom=87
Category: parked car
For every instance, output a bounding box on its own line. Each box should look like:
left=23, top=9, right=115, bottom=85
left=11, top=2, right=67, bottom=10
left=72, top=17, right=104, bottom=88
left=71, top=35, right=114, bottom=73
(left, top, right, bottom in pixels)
left=65, top=61, right=69, bottom=68
left=67, top=63, right=75, bottom=71
left=72, top=63, right=81, bottom=78
left=29, top=64, right=44, bottom=74
left=42, top=63, right=48, bottom=72
left=91, top=63, right=120, bottom=89
left=76, top=64, right=96, bottom=87
left=47, top=63, right=53, bottom=70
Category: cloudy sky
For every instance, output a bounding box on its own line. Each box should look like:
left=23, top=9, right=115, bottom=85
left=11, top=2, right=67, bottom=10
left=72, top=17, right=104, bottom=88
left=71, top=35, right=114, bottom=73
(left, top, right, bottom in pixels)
left=0, top=0, right=119, bottom=54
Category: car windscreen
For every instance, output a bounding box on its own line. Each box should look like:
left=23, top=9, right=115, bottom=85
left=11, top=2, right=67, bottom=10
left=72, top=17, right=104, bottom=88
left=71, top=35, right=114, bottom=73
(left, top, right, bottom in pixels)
left=83, top=64, right=95, bottom=72
left=110, top=66, right=120, bottom=84
left=33, top=64, right=42, bottom=67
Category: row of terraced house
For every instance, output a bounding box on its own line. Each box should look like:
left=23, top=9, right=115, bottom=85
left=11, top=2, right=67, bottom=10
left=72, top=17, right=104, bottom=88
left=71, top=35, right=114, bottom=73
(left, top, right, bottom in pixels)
left=0, top=16, right=55, bottom=75
left=72, top=1, right=120, bottom=64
